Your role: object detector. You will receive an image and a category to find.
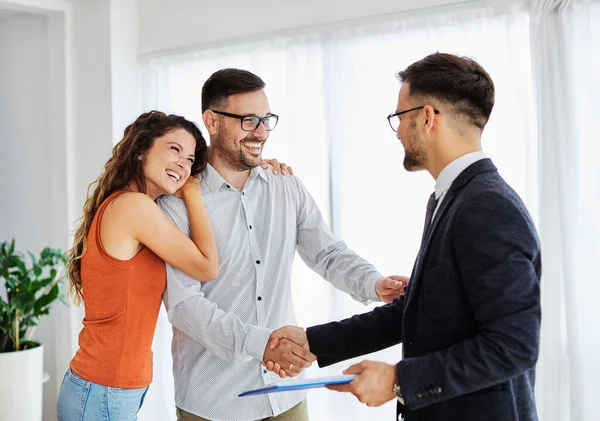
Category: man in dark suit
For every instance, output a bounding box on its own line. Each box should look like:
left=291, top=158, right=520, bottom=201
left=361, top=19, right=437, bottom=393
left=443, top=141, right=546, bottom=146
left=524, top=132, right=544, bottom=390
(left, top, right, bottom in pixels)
left=265, top=52, right=541, bottom=421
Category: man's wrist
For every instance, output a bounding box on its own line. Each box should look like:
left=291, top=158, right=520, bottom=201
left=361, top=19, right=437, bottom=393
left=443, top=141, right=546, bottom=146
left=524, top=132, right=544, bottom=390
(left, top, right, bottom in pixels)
left=369, top=272, right=386, bottom=302
left=246, top=326, right=274, bottom=361
left=393, top=364, right=404, bottom=403
left=393, top=382, right=403, bottom=399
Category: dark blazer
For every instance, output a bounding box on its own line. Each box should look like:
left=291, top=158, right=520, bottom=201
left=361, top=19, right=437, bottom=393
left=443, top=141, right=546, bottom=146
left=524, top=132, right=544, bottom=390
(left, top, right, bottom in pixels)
left=307, top=159, right=541, bottom=421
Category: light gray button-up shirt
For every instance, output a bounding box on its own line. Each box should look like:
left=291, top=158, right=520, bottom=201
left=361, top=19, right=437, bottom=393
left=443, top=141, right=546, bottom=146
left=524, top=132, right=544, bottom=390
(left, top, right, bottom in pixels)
left=157, top=164, right=384, bottom=421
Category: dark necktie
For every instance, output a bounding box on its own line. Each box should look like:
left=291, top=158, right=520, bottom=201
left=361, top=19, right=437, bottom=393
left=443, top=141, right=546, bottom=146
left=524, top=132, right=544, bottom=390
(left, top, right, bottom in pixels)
left=421, top=192, right=439, bottom=242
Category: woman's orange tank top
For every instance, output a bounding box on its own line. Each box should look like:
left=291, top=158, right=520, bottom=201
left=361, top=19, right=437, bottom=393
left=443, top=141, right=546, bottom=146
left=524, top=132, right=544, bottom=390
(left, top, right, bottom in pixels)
left=70, top=191, right=166, bottom=388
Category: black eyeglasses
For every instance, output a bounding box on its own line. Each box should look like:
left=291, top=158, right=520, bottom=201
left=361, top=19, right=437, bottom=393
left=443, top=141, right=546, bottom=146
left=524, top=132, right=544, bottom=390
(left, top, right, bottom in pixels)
left=211, top=110, right=279, bottom=132
left=387, top=106, right=440, bottom=132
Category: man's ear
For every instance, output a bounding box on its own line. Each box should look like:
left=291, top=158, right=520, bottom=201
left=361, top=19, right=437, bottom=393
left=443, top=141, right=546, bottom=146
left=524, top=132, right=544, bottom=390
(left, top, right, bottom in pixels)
left=202, top=110, right=218, bottom=136
left=423, top=105, right=437, bottom=132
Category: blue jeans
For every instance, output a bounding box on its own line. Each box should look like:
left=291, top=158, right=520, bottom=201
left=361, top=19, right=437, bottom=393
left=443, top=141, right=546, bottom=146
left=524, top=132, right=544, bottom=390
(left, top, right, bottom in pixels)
left=57, top=368, right=149, bottom=421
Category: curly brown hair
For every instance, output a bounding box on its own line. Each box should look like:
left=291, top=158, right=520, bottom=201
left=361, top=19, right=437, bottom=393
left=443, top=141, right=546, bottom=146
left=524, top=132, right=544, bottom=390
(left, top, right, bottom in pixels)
left=66, top=110, right=207, bottom=304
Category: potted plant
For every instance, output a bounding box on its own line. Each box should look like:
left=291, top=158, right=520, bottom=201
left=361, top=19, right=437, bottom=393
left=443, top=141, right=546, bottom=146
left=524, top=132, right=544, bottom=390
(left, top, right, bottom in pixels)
left=0, top=239, right=67, bottom=421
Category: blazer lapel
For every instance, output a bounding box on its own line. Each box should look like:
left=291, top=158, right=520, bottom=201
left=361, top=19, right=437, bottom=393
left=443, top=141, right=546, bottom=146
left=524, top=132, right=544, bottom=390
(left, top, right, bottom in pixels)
left=403, top=158, right=497, bottom=310
left=404, top=190, right=455, bottom=310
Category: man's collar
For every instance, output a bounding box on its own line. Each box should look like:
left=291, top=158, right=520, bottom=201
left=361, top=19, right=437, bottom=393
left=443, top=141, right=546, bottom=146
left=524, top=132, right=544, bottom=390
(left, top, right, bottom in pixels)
left=201, top=163, right=227, bottom=195
left=202, top=163, right=269, bottom=195
left=434, top=151, right=486, bottom=199
left=250, top=165, right=269, bottom=184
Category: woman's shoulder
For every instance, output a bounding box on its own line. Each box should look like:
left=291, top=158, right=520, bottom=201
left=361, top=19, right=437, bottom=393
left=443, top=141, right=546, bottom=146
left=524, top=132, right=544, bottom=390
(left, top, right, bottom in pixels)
left=104, top=191, right=157, bottom=220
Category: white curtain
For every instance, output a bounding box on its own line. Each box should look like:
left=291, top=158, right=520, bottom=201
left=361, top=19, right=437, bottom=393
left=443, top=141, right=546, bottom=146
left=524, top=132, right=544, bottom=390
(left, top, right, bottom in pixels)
left=530, top=1, right=600, bottom=421
left=139, top=3, right=557, bottom=421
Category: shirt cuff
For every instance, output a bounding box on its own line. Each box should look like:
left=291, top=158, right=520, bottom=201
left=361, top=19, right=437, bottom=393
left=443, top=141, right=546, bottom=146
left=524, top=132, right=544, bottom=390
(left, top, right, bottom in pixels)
left=365, top=271, right=386, bottom=303
left=395, top=364, right=405, bottom=404
left=245, top=325, right=275, bottom=361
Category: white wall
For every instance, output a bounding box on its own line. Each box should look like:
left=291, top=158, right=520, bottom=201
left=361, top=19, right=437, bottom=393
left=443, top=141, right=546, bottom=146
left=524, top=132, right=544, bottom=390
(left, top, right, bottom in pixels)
left=69, top=0, right=114, bottom=213
left=0, top=11, right=68, bottom=421
left=110, top=0, right=141, bottom=141
left=0, top=14, right=52, bottom=251
left=67, top=0, right=141, bottom=216
left=139, top=0, right=463, bottom=55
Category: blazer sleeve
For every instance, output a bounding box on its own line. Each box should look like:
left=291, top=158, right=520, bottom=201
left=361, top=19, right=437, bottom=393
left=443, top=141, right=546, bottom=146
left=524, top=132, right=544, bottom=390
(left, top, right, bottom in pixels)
left=396, top=191, right=541, bottom=410
left=307, top=295, right=405, bottom=367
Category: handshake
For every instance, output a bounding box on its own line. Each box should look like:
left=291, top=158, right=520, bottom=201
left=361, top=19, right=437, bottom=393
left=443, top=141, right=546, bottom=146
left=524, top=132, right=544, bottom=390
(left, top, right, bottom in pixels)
left=261, top=325, right=401, bottom=408
left=261, top=325, right=315, bottom=378
left=260, top=275, right=409, bottom=378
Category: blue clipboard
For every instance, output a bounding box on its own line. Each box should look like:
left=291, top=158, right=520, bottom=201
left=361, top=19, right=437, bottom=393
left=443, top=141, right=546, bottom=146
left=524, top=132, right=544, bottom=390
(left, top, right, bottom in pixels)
left=239, top=374, right=356, bottom=397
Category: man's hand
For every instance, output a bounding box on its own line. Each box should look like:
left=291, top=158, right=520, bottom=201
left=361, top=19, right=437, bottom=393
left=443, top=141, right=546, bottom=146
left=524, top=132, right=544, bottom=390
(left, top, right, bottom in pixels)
left=262, top=326, right=316, bottom=378
left=376, top=276, right=409, bottom=303
left=326, top=360, right=397, bottom=407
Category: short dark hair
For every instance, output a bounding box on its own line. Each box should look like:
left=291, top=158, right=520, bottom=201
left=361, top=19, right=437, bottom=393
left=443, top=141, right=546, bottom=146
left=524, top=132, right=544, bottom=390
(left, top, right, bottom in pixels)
left=397, top=52, right=495, bottom=130
left=201, top=68, right=266, bottom=112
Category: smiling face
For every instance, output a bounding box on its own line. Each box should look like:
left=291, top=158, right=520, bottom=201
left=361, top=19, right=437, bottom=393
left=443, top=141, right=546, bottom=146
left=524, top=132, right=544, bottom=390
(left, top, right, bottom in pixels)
left=142, top=128, right=196, bottom=198
left=210, top=89, right=271, bottom=171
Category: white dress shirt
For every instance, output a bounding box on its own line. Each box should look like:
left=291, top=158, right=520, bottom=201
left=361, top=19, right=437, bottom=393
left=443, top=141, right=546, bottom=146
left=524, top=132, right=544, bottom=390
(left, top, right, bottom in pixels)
left=157, top=164, right=384, bottom=421
left=431, top=151, right=487, bottom=221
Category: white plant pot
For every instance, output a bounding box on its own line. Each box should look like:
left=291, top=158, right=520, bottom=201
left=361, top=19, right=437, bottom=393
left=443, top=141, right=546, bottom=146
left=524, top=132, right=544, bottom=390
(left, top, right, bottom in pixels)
left=0, top=344, right=44, bottom=421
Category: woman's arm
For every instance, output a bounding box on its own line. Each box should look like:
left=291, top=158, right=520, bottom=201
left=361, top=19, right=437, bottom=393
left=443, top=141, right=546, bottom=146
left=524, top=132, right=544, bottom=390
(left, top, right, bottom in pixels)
left=123, top=185, right=218, bottom=281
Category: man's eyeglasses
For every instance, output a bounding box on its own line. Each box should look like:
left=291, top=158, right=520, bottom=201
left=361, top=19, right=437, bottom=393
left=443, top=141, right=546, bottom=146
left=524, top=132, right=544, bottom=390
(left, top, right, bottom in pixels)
left=211, top=110, right=279, bottom=132
left=386, top=106, right=440, bottom=132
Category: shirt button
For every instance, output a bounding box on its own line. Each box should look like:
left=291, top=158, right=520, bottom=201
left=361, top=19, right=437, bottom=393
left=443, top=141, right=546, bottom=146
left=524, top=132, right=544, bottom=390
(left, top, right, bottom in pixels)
left=257, top=296, right=262, bottom=301
left=263, top=369, right=267, bottom=374
left=242, top=192, right=245, bottom=195
left=226, top=185, right=231, bottom=189
left=256, top=260, right=261, bottom=264
left=249, top=225, right=252, bottom=229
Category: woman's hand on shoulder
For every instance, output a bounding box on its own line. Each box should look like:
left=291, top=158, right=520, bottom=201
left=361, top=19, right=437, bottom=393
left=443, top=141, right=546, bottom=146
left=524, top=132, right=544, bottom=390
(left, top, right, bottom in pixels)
left=175, top=175, right=201, bottom=200
left=261, top=158, right=293, bottom=175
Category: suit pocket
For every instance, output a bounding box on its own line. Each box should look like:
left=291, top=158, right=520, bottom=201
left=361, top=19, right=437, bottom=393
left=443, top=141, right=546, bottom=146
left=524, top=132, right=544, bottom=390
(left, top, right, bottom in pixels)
left=422, top=273, right=459, bottom=321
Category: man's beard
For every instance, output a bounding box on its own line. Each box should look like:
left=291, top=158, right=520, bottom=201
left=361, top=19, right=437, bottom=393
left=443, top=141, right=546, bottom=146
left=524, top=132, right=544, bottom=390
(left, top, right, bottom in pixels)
left=403, top=147, right=427, bottom=171
left=402, top=123, right=428, bottom=171
left=212, top=130, right=263, bottom=171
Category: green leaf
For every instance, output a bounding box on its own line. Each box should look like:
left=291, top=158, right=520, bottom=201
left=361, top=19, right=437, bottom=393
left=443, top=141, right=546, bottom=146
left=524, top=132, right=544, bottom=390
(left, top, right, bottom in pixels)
left=4, top=276, right=18, bottom=289
left=7, top=256, right=21, bottom=267
left=13, top=291, right=36, bottom=308
left=23, top=341, right=40, bottom=350
left=33, top=264, right=42, bottom=277
left=21, top=301, right=35, bottom=316
left=0, top=299, right=11, bottom=313
left=31, top=277, right=55, bottom=292
left=34, top=284, right=59, bottom=314
left=40, top=248, right=50, bottom=260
